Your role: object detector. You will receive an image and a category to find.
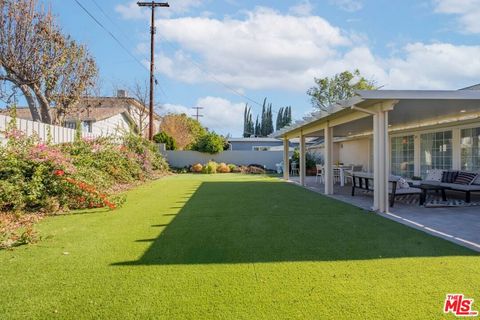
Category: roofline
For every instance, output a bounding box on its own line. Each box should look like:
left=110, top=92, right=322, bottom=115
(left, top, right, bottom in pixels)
left=271, top=89, right=480, bottom=138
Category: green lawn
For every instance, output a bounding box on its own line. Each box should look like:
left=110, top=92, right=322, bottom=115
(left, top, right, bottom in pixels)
left=1, top=174, right=479, bottom=319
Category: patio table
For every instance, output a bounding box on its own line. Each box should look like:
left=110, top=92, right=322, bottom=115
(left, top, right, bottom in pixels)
left=418, top=184, right=447, bottom=205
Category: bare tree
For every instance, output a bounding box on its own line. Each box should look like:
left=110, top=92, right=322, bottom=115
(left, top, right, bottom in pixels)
left=0, top=0, right=97, bottom=124
left=113, top=80, right=161, bottom=137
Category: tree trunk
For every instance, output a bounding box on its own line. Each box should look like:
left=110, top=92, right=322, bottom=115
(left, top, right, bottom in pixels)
left=31, top=84, right=52, bottom=124
left=19, top=84, right=41, bottom=122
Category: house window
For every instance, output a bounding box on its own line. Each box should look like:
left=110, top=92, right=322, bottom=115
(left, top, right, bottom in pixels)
left=391, top=135, right=414, bottom=178
left=420, top=131, right=452, bottom=177
left=64, top=121, right=76, bottom=129
left=82, top=121, right=92, bottom=133
left=252, top=146, right=270, bottom=151
left=461, top=127, right=480, bottom=171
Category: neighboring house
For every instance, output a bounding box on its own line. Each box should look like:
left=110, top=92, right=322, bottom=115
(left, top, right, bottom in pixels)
left=273, top=86, right=480, bottom=213
left=228, top=137, right=314, bottom=151
left=0, top=90, right=160, bottom=138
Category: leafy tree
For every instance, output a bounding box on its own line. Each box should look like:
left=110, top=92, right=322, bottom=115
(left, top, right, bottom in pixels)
left=0, top=0, right=97, bottom=124
left=153, top=131, right=177, bottom=150
left=160, top=113, right=207, bottom=150
left=192, top=132, right=225, bottom=154
left=307, top=70, right=376, bottom=112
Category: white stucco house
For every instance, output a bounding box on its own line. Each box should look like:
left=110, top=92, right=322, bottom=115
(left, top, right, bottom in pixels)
left=2, top=90, right=161, bottom=138
left=273, top=86, right=480, bottom=213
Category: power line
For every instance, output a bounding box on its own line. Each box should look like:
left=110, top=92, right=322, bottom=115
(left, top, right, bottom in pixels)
left=89, top=0, right=135, bottom=45
left=155, top=33, right=275, bottom=110
left=74, top=0, right=148, bottom=72
left=74, top=0, right=167, bottom=98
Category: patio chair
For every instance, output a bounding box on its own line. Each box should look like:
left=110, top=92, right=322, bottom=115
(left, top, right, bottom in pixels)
left=333, top=168, right=341, bottom=184
left=291, top=162, right=299, bottom=176
left=344, top=165, right=363, bottom=185
left=315, top=164, right=324, bottom=183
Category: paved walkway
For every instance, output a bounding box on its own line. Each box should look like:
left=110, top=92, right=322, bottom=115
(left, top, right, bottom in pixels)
left=289, top=176, right=480, bottom=252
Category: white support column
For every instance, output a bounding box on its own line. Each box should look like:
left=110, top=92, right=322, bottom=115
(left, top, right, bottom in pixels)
left=452, top=128, right=461, bottom=170
left=414, top=134, right=421, bottom=177
left=283, top=138, right=290, bottom=180
left=373, top=108, right=392, bottom=213
left=324, top=124, right=334, bottom=195
left=299, top=133, right=306, bottom=186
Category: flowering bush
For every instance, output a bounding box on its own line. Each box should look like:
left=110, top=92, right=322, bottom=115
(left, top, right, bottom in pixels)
left=0, top=120, right=169, bottom=248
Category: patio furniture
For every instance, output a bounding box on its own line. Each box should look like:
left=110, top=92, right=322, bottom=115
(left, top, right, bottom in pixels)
left=291, top=162, right=299, bottom=176
left=333, top=166, right=351, bottom=186
left=344, top=165, right=362, bottom=185
left=351, top=172, right=422, bottom=207
left=418, top=184, right=447, bottom=205
left=421, top=170, right=480, bottom=203
left=315, top=164, right=324, bottom=183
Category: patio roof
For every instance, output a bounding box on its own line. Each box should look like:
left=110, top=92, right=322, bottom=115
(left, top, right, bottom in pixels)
left=272, top=90, right=480, bottom=139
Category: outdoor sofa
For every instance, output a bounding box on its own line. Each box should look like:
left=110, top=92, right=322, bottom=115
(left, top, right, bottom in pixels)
left=351, top=172, right=422, bottom=207
left=412, top=170, right=480, bottom=203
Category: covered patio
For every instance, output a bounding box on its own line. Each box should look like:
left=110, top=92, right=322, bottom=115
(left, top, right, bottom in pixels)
left=289, top=175, right=480, bottom=252
left=274, top=90, right=480, bottom=251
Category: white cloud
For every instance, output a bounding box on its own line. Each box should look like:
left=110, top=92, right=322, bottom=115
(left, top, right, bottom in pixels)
left=115, top=0, right=204, bottom=20
left=329, top=0, right=363, bottom=12
left=386, top=43, right=480, bottom=89
left=161, top=97, right=245, bottom=136
left=149, top=5, right=480, bottom=92
left=434, top=0, right=480, bottom=33
left=153, top=7, right=350, bottom=90
left=289, top=1, right=314, bottom=16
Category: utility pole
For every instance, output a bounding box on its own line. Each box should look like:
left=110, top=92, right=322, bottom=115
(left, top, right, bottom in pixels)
left=192, top=107, right=204, bottom=122
left=137, top=1, right=169, bottom=140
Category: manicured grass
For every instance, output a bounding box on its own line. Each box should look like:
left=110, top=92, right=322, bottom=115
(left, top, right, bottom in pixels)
left=1, top=174, right=479, bottom=319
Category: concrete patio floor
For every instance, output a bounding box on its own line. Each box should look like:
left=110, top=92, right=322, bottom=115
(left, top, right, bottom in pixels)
left=289, top=176, right=480, bottom=252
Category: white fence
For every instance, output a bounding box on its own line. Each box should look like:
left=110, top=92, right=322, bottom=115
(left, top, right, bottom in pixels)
left=0, top=114, right=99, bottom=145
left=164, top=150, right=293, bottom=170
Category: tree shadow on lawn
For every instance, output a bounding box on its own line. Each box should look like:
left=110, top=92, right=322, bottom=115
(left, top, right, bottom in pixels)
left=113, top=181, right=478, bottom=266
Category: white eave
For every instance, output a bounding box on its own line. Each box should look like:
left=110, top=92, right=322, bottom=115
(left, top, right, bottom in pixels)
left=271, top=90, right=480, bottom=138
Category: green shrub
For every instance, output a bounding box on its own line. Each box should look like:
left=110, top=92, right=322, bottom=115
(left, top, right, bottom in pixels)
left=153, top=131, right=177, bottom=150
left=291, top=149, right=320, bottom=170
left=192, top=132, right=225, bottom=154
left=202, top=161, right=218, bottom=174
left=228, top=164, right=238, bottom=172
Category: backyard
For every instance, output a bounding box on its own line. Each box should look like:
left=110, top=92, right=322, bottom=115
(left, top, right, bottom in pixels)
left=1, top=174, right=479, bottom=319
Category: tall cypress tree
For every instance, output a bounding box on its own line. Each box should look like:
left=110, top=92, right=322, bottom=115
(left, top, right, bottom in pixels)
left=266, top=103, right=273, bottom=135
left=243, top=104, right=250, bottom=138
left=256, top=116, right=262, bottom=137
left=276, top=107, right=284, bottom=131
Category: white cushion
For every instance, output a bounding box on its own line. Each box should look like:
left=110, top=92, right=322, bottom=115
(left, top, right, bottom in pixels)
left=425, top=169, right=444, bottom=182
left=397, top=178, right=410, bottom=189
left=473, top=173, right=480, bottom=185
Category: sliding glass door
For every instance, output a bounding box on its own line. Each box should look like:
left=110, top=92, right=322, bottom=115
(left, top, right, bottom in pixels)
left=391, top=135, right=414, bottom=178
left=461, top=127, right=480, bottom=171
left=420, top=131, right=452, bottom=177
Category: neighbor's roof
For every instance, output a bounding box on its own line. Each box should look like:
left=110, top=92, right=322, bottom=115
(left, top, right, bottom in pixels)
left=0, top=96, right=160, bottom=122
left=228, top=137, right=281, bottom=142
left=271, top=89, right=480, bottom=138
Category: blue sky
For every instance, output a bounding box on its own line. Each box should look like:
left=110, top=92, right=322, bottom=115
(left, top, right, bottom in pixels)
left=50, top=0, right=480, bottom=136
